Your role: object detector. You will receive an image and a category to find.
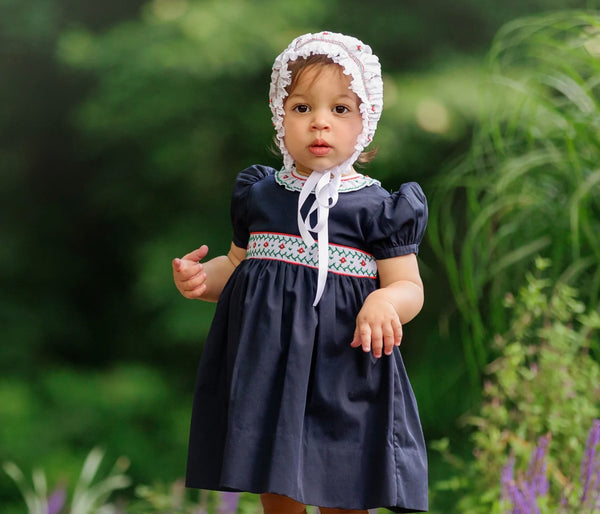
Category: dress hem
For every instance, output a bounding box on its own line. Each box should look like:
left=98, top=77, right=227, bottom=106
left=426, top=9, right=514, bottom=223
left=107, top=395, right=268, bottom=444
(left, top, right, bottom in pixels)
left=183, top=481, right=427, bottom=513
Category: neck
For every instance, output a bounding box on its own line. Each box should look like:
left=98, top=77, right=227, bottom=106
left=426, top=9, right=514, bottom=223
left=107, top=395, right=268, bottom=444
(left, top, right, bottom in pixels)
left=294, top=166, right=358, bottom=178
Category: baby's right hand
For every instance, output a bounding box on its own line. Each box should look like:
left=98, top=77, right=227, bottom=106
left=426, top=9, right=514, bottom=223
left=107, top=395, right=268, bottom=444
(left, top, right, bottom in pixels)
left=172, top=245, right=210, bottom=299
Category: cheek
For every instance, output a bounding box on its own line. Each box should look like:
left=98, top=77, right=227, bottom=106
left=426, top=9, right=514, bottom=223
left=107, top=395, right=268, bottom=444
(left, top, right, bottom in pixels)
left=281, top=121, right=297, bottom=152
left=351, top=118, right=364, bottom=138
left=283, top=118, right=301, bottom=141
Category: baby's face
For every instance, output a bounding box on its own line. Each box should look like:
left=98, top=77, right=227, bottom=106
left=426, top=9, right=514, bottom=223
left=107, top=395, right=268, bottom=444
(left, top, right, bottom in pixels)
left=282, top=64, right=363, bottom=176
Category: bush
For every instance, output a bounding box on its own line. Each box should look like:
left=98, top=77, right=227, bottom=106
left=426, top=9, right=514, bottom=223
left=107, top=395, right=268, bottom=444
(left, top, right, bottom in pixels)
left=500, top=420, right=600, bottom=512
left=434, top=258, right=600, bottom=512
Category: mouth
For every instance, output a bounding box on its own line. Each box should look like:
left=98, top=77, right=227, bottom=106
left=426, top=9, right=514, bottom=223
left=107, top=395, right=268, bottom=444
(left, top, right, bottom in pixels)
left=308, top=139, right=332, bottom=156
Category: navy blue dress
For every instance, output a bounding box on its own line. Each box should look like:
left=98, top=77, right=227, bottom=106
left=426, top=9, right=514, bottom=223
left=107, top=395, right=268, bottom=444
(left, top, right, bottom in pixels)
left=186, top=165, right=428, bottom=513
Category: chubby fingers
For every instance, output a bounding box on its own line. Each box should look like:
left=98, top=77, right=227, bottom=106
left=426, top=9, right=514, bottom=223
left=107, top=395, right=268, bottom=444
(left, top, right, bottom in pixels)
left=172, top=246, right=209, bottom=299
left=388, top=317, right=403, bottom=351
left=172, top=258, right=203, bottom=280
left=351, top=323, right=372, bottom=354
left=351, top=312, right=403, bottom=358
left=173, top=260, right=207, bottom=298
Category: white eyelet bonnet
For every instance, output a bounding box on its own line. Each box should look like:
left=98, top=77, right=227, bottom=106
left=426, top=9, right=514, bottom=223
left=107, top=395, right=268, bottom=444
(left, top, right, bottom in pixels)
left=269, top=31, right=383, bottom=305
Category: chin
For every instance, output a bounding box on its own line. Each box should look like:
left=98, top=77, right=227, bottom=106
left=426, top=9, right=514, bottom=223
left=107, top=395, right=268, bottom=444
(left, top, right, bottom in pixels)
left=311, top=161, right=342, bottom=172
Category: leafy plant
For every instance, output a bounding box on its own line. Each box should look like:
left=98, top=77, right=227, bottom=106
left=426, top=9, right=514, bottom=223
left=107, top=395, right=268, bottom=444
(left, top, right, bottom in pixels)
left=433, top=258, right=600, bottom=513
left=3, top=448, right=131, bottom=514
left=130, top=482, right=246, bottom=514
left=500, top=432, right=551, bottom=513
left=428, top=11, right=600, bottom=381
left=500, top=420, right=600, bottom=512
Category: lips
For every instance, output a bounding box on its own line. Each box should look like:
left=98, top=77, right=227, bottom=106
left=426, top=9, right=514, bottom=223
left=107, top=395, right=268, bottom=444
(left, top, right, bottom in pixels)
left=309, top=139, right=332, bottom=156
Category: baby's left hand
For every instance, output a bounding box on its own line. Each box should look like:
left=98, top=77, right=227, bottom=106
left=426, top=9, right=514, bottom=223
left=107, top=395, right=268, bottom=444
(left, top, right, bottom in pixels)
left=350, top=290, right=403, bottom=358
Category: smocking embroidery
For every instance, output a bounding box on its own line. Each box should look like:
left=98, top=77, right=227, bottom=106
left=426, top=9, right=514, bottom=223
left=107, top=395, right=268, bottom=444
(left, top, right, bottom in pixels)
left=246, top=232, right=378, bottom=279
left=274, top=168, right=381, bottom=193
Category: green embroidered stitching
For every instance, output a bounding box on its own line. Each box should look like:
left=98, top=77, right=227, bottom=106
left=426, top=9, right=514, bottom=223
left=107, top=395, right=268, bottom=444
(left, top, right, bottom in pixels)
left=246, top=232, right=377, bottom=279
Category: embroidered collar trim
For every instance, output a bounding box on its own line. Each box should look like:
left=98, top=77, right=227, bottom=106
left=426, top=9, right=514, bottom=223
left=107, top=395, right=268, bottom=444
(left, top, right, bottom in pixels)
left=275, top=168, right=380, bottom=193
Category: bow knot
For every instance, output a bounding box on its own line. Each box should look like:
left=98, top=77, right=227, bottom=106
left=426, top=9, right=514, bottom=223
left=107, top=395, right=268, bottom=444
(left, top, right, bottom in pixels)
left=297, top=170, right=342, bottom=305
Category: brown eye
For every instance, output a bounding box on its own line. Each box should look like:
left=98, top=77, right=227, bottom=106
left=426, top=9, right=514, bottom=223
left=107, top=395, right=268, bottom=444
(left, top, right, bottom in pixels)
left=293, top=104, right=310, bottom=113
left=334, top=105, right=349, bottom=114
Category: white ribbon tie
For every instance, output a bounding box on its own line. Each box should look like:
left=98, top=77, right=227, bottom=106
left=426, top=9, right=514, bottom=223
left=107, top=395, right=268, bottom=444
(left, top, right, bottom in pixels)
left=297, top=170, right=342, bottom=305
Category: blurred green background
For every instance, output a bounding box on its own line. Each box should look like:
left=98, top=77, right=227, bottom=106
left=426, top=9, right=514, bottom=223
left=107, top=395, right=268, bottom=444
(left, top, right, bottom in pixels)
left=2, top=0, right=600, bottom=512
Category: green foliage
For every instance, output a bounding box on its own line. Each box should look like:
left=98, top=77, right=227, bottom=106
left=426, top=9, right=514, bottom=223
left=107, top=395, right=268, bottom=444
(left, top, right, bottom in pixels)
left=499, top=420, right=600, bottom=512
left=429, top=11, right=600, bottom=380
left=130, top=483, right=273, bottom=513
left=3, top=447, right=131, bottom=514
left=434, top=258, right=600, bottom=513
left=0, top=364, right=191, bottom=507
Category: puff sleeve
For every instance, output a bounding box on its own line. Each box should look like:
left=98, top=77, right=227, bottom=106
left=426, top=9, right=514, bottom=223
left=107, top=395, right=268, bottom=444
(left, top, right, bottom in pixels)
left=366, top=182, right=428, bottom=260
left=230, top=165, right=272, bottom=249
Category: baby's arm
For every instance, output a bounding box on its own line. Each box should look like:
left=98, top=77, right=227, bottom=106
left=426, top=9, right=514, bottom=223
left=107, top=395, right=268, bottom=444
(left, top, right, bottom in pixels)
left=172, top=243, right=247, bottom=302
left=350, top=253, right=424, bottom=358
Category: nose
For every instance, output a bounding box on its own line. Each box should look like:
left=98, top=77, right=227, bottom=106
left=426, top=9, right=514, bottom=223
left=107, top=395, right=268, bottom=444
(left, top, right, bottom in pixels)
left=311, top=110, right=331, bottom=131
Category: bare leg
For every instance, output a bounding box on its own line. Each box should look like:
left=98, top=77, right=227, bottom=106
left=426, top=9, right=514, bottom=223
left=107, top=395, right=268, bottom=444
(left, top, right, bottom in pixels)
left=261, top=493, right=307, bottom=514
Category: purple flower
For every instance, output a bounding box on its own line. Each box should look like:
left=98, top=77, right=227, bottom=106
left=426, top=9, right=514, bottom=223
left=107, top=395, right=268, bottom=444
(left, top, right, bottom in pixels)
left=581, top=419, right=600, bottom=506
left=501, top=460, right=533, bottom=514
left=47, top=487, right=66, bottom=514
left=499, top=421, right=600, bottom=512
left=500, top=434, right=551, bottom=513
left=217, top=491, right=240, bottom=514
left=501, top=454, right=516, bottom=501
left=524, top=433, right=550, bottom=497
left=506, top=481, right=529, bottom=514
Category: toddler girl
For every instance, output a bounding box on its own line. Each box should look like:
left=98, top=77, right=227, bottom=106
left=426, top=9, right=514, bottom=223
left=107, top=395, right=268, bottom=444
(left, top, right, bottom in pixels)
left=173, top=31, right=428, bottom=513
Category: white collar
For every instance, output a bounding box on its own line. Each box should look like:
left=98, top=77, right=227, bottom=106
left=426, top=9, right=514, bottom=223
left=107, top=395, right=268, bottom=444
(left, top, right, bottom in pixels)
left=275, top=168, right=380, bottom=193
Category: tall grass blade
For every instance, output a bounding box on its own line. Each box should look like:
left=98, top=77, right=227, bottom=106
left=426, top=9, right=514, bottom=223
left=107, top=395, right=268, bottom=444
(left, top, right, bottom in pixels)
left=3, top=462, right=44, bottom=514
left=429, top=10, right=600, bottom=380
